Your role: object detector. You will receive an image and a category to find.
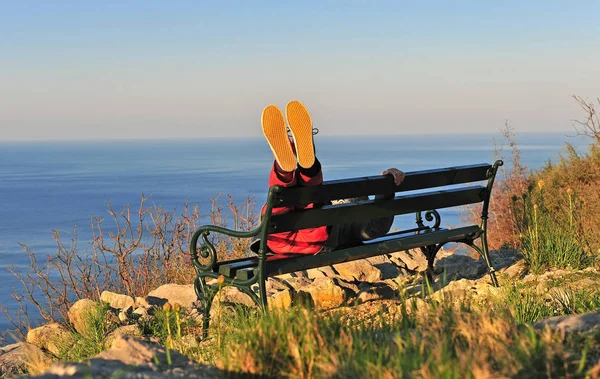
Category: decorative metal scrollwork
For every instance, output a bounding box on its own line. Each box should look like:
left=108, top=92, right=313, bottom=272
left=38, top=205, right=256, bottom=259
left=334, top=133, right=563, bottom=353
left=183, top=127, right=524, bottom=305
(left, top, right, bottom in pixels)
left=196, top=231, right=217, bottom=271
left=416, top=210, right=441, bottom=229
left=424, top=210, right=441, bottom=229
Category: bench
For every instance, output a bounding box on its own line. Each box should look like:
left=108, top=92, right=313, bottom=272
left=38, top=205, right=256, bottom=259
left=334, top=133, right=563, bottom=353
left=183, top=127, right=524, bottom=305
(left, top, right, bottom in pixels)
left=189, top=160, right=503, bottom=338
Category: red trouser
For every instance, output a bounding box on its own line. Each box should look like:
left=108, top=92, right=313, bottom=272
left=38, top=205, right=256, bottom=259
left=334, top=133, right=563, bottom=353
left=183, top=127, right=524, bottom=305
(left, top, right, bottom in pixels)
left=263, top=161, right=329, bottom=255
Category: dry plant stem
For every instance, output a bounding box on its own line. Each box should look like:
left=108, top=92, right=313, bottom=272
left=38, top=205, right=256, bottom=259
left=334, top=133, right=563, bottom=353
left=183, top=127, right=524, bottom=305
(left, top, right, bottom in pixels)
left=464, top=121, right=528, bottom=250
left=1, top=194, right=258, bottom=343
left=572, top=95, right=600, bottom=144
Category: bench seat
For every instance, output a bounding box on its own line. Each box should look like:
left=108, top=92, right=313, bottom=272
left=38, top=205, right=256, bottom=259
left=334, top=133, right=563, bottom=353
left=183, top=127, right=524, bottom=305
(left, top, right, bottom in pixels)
left=216, top=225, right=482, bottom=280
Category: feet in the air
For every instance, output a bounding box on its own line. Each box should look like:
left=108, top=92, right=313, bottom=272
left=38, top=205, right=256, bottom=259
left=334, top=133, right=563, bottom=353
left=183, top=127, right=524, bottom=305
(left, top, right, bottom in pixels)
left=261, top=105, right=296, bottom=172
left=285, top=100, right=316, bottom=169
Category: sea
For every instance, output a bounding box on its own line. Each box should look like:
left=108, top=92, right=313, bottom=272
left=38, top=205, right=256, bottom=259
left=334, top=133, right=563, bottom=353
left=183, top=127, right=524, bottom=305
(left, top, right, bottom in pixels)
left=0, top=133, right=590, bottom=334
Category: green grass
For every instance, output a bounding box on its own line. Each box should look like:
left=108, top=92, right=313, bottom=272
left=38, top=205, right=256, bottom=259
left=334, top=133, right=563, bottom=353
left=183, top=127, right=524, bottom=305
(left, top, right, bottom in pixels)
left=491, top=282, right=600, bottom=326
left=58, top=302, right=114, bottom=361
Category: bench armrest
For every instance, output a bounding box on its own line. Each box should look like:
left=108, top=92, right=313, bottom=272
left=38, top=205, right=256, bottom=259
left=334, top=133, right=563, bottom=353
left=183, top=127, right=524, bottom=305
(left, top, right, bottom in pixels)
left=189, top=223, right=265, bottom=273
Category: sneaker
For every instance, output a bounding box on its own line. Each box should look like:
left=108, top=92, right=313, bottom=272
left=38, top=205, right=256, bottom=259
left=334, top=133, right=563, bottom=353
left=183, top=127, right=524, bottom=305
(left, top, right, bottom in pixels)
left=285, top=100, right=316, bottom=169
left=261, top=105, right=296, bottom=172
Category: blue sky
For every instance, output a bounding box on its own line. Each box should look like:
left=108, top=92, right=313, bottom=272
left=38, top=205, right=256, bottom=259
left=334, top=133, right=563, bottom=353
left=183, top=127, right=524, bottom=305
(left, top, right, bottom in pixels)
left=1, top=1, right=599, bottom=140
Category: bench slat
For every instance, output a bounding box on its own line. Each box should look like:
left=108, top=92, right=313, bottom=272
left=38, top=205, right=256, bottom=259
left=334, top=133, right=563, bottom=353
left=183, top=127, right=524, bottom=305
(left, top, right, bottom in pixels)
left=270, top=186, right=485, bottom=233
left=277, top=163, right=491, bottom=207
left=218, top=258, right=258, bottom=277
left=232, top=225, right=482, bottom=280
left=266, top=225, right=482, bottom=276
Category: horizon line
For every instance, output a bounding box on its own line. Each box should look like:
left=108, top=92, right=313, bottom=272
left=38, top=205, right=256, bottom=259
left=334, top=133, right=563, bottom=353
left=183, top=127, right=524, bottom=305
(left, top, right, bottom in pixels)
left=0, top=129, right=582, bottom=144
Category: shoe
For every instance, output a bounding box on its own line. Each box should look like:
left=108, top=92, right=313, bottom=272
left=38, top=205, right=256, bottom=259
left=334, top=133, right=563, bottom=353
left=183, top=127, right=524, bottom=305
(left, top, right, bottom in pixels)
left=285, top=100, right=315, bottom=169
left=261, top=105, right=296, bottom=172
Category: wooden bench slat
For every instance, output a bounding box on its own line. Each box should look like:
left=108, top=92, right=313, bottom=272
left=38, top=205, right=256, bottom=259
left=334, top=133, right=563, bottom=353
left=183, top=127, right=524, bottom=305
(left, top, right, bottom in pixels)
left=277, top=163, right=491, bottom=207
left=266, top=225, right=482, bottom=276
left=270, top=186, right=485, bottom=233
left=235, top=267, right=256, bottom=281
left=218, top=257, right=258, bottom=277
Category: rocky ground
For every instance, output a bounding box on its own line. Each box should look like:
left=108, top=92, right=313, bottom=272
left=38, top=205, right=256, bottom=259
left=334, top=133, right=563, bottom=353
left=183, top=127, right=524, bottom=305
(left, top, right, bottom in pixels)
left=1, top=248, right=599, bottom=378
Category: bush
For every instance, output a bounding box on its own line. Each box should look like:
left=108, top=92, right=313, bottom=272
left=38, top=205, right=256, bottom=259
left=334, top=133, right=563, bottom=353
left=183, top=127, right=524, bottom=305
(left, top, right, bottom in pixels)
left=518, top=179, right=594, bottom=273
left=1, top=194, right=257, bottom=342
left=473, top=98, right=600, bottom=272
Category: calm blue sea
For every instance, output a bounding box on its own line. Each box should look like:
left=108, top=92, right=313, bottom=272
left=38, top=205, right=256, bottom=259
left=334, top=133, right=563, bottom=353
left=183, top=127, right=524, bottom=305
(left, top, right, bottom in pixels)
left=0, top=133, right=590, bottom=333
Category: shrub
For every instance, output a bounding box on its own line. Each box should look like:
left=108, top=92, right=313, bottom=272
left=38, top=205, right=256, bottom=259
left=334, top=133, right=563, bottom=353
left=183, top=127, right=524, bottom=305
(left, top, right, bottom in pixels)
left=1, top=194, right=257, bottom=342
left=469, top=97, right=600, bottom=271
left=518, top=180, right=594, bottom=273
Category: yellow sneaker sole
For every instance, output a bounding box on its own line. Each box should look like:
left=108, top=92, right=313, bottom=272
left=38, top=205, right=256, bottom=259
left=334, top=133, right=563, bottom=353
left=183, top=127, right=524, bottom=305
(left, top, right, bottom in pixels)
left=261, top=105, right=296, bottom=172
left=286, top=100, right=315, bottom=169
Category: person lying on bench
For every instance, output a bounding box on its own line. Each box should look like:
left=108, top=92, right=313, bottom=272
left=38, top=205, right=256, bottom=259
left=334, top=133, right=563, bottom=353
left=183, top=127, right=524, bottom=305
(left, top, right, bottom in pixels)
left=260, top=100, right=405, bottom=258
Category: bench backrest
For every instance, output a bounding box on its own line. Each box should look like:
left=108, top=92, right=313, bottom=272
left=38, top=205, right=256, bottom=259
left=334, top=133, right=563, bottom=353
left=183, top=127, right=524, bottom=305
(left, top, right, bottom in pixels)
left=266, top=163, right=500, bottom=234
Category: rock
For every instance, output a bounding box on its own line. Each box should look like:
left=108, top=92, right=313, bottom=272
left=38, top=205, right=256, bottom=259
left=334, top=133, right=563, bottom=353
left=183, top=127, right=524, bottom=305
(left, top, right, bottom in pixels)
left=489, top=249, right=522, bottom=269
left=305, top=266, right=337, bottom=279
left=283, top=276, right=313, bottom=292
left=118, top=305, right=133, bottom=323
left=333, top=260, right=381, bottom=282
left=34, top=335, right=218, bottom=378
left=67, top=299, right=98, bottom=334
left=146, top=284, right=197, bottom=309
left=500, top=259, right=528, bottom=278
left=388, top=249, right=428, bottom=271
left=214, top=286, right=257, bottom=308
left=269, top=288, right=293, bottom=309
left=104, top=309, right=121, bottom=330
left=533, top=313, right=600, bottom=333
left=434, top=254, right=488, bottom=280
left=100, top=291, right=135, bottom=310
left=366, top=256, right=404, bottom=279
left=0, top=342, right=50, bottom=377
left=27, top=323, right=73, bottom=357
left=299, top=277, right=346, bottom=309
left=273, top=273, right=295, bottom=281
left=105, top=325, right=143, bottom=347
left=133, top=307, right=151, bottom=321
left=333, top=278, right=359, bottom=303
left=265, top=278, right=289, bottom=293
left=431, top=278, right=498, bottom=301
left=135, top=296, right=150, bottom=308
left=305, top=268, right=326, bottom=278
left=100, top=335, right=170, bottom=367
left=357, top=282, right=397, bottom=303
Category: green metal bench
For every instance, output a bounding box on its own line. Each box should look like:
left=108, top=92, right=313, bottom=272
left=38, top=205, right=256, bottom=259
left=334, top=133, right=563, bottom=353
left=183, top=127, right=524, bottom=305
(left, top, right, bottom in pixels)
left=189, top=160, right=503, bottom=338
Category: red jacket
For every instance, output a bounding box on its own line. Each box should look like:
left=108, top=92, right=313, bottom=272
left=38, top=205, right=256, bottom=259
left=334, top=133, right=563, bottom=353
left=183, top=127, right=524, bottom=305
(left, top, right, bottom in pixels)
left=261, top=202, right=328, bottom=255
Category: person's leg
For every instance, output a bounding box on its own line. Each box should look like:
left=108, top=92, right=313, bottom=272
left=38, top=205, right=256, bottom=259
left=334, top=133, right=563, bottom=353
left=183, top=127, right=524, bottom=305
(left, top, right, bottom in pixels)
left=261, top=103, right=327, bottom=255
left=262, top=105, right=296, bottom=173
left=286, top=100, right=315, bottom=170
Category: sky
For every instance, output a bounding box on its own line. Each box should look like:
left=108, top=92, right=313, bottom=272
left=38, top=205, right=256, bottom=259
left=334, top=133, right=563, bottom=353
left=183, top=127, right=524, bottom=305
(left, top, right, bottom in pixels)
left=1, top=1, right=599, bottom=141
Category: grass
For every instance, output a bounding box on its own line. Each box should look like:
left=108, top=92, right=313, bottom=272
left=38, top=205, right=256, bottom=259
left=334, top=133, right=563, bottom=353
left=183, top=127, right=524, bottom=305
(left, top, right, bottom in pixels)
left=14, top=268, right=600, bottom=377
left=208, top=290, right=599, bottom=378
left=491, top=282, right=600, bottom=325
left=57, top=302, right=115, bottom=361
left=519, top=189, right=595, bottom=274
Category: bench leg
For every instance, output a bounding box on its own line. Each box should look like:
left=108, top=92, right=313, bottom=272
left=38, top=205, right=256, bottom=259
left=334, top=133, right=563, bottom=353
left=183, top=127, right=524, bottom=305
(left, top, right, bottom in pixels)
left=480, top=233, right=499, bottom=287
left=466, top=239, right=499, bottom=287
left=194, top=277, right=218, bottom=340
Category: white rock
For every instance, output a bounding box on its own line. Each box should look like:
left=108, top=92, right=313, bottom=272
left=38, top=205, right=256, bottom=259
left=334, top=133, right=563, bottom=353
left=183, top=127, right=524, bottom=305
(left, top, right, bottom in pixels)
left=333, top=260, right=381, bottom=282
left=146, top=284, right=197, bottom=309
left=100, top=291, right=135, bottom=310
